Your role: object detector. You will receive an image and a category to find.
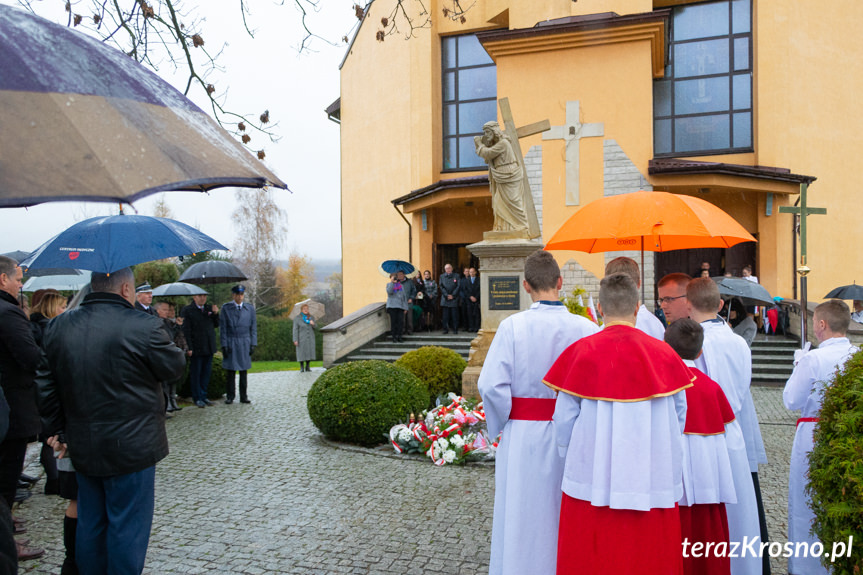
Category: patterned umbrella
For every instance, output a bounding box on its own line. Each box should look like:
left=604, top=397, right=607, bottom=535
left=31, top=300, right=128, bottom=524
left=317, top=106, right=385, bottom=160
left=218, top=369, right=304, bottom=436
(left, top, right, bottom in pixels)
left=0, top=5, right=287, bottom=208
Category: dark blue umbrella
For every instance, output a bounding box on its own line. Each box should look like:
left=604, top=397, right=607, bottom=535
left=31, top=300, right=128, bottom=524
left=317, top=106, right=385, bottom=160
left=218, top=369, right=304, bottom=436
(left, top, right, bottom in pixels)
left=824, top=283, right=863, bottom=300
left=20, top=215, right=227, bottom=273
left=379, top=260, right=417, bottom=278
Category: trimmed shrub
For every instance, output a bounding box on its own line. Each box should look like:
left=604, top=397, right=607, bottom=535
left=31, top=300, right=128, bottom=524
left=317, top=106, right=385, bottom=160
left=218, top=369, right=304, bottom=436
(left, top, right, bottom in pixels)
left=808, top=348, right=863, bottom=574
left=178, top=353, right=227, bottom=400
left=395, top=345, right=466, bottom=399
left=307, top=360, right=429, bottom=446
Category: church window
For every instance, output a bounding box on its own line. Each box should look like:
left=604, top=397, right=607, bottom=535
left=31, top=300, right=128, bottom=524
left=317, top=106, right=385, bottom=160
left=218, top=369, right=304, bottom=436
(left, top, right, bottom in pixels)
left=442, top=34, right=497, bottom=170
left=654, top=0, right=752, bottom=156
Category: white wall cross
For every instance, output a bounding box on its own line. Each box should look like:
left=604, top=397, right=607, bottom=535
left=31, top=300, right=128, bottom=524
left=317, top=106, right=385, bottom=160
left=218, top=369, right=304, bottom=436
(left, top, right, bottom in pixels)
left=542, top=101, right=604, bottom=206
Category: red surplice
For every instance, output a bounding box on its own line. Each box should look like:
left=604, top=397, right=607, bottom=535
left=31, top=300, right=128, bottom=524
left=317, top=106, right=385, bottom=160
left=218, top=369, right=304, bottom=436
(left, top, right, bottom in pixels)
left=679, top=368, right=737, bottom=575
left=544, top=325, right=693, bottom=575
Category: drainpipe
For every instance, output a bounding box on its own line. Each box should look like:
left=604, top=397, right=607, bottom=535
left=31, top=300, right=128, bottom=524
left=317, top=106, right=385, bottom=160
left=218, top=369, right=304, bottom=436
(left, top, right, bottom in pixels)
left=393, top=205, right=412, bottom=263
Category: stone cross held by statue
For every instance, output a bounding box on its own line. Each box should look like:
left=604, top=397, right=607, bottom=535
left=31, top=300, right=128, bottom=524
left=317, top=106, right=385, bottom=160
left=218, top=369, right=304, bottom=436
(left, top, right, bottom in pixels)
left=498, top=97, right=549, bottom=239
left=542, top=100, right=605, bottom=206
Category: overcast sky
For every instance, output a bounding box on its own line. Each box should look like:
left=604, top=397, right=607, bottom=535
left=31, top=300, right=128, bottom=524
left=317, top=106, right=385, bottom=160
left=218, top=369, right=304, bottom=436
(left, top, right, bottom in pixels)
left=0, top=1, right=357, bottom=261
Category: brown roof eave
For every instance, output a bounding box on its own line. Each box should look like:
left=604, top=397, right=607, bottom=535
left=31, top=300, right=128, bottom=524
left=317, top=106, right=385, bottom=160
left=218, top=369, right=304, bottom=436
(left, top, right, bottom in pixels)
left=648, top=159, right=816, bottom=186
left=392, top=175, right=489, bottom=206
left=476, top=9, right=670, bottom=45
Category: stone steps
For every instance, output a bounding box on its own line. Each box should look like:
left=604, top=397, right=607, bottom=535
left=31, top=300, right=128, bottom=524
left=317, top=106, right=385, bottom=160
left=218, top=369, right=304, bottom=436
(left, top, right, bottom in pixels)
left=751, top=335, right=798, bottom=386
left=339, top=331, right=475, bottom=364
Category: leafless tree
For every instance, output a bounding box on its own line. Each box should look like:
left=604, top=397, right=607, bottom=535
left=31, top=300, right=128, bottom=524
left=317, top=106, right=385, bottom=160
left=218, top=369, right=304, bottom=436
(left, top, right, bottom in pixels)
left=231, top=188, right=287, bottom=306
left=16, top=0, right=472, bottom=154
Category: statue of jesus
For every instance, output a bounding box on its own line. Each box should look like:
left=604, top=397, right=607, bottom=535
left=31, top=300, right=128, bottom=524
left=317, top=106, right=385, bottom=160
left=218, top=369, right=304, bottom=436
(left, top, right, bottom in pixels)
left=474, top=121, right=531, bottom=234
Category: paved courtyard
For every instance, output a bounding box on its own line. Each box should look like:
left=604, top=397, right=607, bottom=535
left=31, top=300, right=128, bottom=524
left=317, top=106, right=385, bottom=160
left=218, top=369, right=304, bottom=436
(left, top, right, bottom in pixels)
left=15, top=372, right=797, bottom=574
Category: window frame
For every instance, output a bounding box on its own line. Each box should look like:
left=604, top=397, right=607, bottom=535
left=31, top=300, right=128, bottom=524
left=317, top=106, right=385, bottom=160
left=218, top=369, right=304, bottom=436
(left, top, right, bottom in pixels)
left=653, top=0, right=754, bottom=157
left=441, top=34, right=497, bottom=172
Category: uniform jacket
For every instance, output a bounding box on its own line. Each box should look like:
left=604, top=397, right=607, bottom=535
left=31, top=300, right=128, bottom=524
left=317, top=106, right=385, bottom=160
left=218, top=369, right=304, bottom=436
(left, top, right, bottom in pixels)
left=36, top=292, right=185, bottom=477
left=181, top=302, right=219, bottom=355
left=135, top=301, right=156, bottom=315
left=220, top=301, right=258, bottom=371
left=439, top=273, right=461, bottom=308
left=292, top=314, right=316, bottom=363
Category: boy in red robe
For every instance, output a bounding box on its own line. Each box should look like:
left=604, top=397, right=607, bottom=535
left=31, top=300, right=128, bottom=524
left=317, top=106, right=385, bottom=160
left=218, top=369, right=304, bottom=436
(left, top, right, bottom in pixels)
left=665, top=318, right=738, bottom=575
left=544, top=273, right=692, bottom=575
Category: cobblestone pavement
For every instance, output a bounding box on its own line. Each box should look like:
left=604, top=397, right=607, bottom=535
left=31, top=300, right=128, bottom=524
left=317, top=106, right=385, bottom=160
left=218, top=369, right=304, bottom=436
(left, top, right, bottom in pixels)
left=14, top=374, right=798, bottom=574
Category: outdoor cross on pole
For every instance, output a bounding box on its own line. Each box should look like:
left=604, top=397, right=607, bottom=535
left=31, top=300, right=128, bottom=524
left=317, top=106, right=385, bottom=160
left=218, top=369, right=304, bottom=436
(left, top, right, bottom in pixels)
left=779, top=182, right=825, bottom=347
left=498, top=97, right=549, bottom=239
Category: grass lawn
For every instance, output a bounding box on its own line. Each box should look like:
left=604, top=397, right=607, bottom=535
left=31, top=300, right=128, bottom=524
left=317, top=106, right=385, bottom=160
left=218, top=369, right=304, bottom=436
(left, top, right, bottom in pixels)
left=249, top=360, right=324, bottom=373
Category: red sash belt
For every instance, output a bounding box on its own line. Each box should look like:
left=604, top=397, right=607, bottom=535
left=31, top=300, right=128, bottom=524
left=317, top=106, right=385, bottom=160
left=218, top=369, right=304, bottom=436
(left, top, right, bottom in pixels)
left=797, top=417, right=820, bottom=428
left=510, top=397, right=556, bottom=421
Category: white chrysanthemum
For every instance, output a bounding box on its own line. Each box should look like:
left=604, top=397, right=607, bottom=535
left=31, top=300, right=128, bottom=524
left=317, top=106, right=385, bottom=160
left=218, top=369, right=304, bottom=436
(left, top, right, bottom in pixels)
left=451, top=434, right=464, bottom=447
left=437, top=437, right=449, bottom=450
left=443, top=449, right=456, bottom=463
left=398, top=428, right=412, bottom=442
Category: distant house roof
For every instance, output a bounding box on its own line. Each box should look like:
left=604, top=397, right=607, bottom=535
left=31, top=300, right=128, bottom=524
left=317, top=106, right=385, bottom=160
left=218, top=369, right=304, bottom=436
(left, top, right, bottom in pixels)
left=392, top=175, right=489, bottom=206
left=325, top=97, right=341, bottom=124
left=648, top=158, right=816, bottom=185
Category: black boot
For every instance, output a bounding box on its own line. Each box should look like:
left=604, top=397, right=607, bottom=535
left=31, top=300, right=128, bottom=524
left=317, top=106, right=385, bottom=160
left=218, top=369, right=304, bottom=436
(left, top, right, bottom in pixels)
left=61, top=515, right=78, bottom=575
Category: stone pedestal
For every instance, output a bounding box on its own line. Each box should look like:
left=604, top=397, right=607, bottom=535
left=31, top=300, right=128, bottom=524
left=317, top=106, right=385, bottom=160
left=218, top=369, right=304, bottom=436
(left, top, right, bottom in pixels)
left=461, top=237, right=544, bottom=399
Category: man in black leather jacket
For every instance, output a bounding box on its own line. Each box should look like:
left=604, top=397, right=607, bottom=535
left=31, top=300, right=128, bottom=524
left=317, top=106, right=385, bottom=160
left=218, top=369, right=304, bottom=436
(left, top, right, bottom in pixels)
left=37, top=267, right=185, bottom=574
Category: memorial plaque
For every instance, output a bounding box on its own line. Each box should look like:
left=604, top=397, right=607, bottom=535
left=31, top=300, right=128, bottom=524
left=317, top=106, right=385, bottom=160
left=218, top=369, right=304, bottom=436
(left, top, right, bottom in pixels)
left=488, top=276, right=520, bottom=310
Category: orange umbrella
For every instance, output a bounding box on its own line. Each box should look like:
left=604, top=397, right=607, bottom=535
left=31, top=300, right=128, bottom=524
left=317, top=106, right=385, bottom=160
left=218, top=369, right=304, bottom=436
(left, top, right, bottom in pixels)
left=545, top=191, right=755, bottom=253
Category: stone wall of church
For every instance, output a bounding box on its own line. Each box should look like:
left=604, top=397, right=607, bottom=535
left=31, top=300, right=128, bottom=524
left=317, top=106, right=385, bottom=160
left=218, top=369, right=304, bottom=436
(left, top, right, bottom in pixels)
left=525, top=145, right=543, bottom=239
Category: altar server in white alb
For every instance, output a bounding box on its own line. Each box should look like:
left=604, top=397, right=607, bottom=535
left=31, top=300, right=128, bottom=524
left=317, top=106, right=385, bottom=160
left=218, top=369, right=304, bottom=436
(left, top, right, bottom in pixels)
left=665, top=319, right=737, bottom=575
left=604, top=256, right=665, bottom=340
left=783, top=300, right=856, bottom=575
left=478, top=250, right=599, bottom=575
left=545, top=274, right=691, bottom=575
left=687, top=278, right=765, bottom=575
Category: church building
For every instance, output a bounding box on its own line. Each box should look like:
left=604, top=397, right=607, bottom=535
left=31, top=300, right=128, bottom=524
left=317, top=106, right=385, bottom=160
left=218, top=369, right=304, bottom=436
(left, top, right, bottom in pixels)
left=330, top=0, right=861, bottom=316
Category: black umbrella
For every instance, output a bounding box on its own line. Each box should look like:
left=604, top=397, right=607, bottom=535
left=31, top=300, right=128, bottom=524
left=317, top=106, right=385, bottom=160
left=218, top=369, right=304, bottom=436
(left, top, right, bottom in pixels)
left=824, top=283, right=863, bottom=300
left=715, top=277, right=774, bottom=306
left=178, top=261, right=247, bottom=285
left=0, top=5, right=287, bottom=208
left=1, top=251, right=30, bottom=262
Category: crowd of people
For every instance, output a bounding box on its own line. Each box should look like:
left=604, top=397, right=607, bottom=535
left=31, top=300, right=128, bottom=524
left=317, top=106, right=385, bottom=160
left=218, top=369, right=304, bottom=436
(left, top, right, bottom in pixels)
left=385, top=264, right=482, bottom=341
left=0, top=254, right=272, bottom=573
left=478, top=251, right=857, bottom=575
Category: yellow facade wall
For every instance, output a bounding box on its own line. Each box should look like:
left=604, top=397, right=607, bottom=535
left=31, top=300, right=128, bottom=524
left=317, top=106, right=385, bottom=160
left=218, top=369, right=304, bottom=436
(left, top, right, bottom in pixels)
left=340, top=0, right=862, bottom=316
left=754, top=0, right=863, bottom=300
left=495, top=38, right=657, bottom=280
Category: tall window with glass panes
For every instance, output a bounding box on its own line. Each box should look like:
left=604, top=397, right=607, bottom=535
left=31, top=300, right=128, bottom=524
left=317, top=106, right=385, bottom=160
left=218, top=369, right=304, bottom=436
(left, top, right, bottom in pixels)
left=442, top=34, right=497, bottom=171
left=654, top=0, right=752, bottom=156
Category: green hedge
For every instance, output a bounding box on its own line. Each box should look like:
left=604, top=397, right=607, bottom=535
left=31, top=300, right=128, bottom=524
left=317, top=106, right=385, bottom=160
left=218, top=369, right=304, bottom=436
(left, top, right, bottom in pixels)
left=808, top=348, right=863, bottom=574
left=395, top=345, right=466, bottom=400
left=307, top=360, right=429, bottom=446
